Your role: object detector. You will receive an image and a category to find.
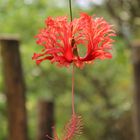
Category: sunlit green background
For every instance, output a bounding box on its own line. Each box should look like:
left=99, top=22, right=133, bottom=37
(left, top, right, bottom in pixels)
left=0, top=0, right=139, bottom=140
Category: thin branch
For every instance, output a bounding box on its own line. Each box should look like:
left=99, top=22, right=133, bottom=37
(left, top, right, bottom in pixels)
left=69, top=0, right=73, bottom=21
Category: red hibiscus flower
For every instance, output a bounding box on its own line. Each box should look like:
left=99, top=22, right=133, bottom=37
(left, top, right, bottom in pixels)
left=32, top=13, right=115, bottom=68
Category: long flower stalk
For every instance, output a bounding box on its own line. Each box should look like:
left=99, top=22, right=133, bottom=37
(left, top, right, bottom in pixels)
left=72, top=64, right=75, bottom=115
left=69, top=0, right=75, bottom=115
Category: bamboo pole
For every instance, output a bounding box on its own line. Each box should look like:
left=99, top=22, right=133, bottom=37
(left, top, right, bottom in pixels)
left=0, top=35, right=28, bottom=140
left=37, top=100, right=54, bottom=140
left=132, top=41, right=140, bottom=140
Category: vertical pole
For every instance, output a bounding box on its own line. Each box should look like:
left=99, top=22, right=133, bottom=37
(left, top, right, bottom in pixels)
left=132, top=41, right=140, bottom=140
left=37, top=100, right=54, bottom=140
left=0, top=36, right=28, bottom=140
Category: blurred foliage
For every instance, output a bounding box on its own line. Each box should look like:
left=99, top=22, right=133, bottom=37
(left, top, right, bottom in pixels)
left=0, top=0, right=137, bottom=140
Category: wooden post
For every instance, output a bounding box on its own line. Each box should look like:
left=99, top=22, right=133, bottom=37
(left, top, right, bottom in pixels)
left=132, top=41, right=140, bottom=140
left=0, top=36, right=28, bottom=140
left=37, top=100, right=54, bottom=140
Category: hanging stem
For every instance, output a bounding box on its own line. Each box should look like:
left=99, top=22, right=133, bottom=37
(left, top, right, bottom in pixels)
left=69, top=0, right=73, bottom=22
left=72, top=64, right=75, bottom=115
left=69, top=0, right=75, bottom=115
